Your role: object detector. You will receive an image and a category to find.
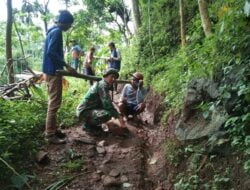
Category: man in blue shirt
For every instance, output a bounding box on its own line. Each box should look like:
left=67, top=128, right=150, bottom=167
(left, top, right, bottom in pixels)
left=70, top=40, right=83, bottom=71
left=107, top=42, right=121, bottom=92
left=43, top=10, right=75, bottom=144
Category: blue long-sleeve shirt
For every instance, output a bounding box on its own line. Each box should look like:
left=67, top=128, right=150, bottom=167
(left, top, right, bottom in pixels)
left=43, top=26, right=66, bottom=75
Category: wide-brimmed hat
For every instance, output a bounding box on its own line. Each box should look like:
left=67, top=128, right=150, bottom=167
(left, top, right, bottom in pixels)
left=103, top=68, right=119, bottom=79
left=130, top=72, right=144, bottom=80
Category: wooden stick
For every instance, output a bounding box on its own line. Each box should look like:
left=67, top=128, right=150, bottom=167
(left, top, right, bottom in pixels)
left=56, top=70, right=130, bottom=84
left=93, top=56, right=109, bottom=60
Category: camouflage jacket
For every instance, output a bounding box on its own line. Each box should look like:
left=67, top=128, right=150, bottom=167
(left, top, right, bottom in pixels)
left=76, top=80, right=119, bottom=118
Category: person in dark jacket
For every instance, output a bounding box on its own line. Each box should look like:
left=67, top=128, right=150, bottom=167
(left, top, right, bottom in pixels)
left=43, top=10, right=75, bottom=144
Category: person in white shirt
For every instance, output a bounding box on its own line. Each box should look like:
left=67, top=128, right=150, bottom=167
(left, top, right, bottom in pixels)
left=118, top=72, right=147, bottom=121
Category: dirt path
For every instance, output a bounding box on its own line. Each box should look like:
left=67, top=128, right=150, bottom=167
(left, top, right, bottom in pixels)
left=32, top=91, right=173, bottom=190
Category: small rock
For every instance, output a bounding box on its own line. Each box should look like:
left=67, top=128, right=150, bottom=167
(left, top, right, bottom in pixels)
left=154, top=187, right=164, bottom=190
left=102, top=176, right=121, bottom=187
left=99, top=164, right=108, bottom=173
left=149, top=158, right=157, bottom=165
left=122, top=183, right=133, bottom=188
left=87, top=146, right=96, bottom=158
left=102, top=159, right=110, bottom=165
left=97, top=140, right=106, bottom=147
left=109, top=169, right=120, bottom=177
left=121, top=149, right=129, bottom=154
left=120, top=175, right=128, bottom=182
left=36, top=151, right=49, bottom=163
left=92, top=173, right=101, bottom=182
left=96, top=170, right=103, bottom=174
left=96, top=147, right=106, bottom=154
left=118, top=154, right=126, bottom=159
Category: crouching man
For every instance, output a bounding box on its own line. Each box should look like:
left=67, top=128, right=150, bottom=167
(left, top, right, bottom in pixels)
left=76, top=68, right=125, bottom=135
left=118, top=72, right=147, bottom=121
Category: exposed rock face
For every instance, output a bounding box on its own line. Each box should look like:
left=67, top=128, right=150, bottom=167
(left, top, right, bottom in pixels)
left=140, top=89, right=164, bottom=125
left=181, top=79, right=219, bottom=122
left=175, top=78, right=228, bottom=141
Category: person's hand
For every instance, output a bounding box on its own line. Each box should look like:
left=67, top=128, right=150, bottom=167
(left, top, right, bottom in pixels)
left=65, top=64, right=76, bottom=74
left=136, top=102, right=145, bottom=112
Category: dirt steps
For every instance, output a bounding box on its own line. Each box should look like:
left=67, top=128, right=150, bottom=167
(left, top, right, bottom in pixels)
left=33, top=120, right=164, bottom=190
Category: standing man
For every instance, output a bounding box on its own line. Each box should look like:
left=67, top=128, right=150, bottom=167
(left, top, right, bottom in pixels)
left=107, top=42, right=121, bottom=93
left=70, top=40, right=83, bottom=72
left=43, top=10, right=75, bottom=144
left=84, top=47, right=96, bottom=85
left=76, top=68, right=125, bottom=135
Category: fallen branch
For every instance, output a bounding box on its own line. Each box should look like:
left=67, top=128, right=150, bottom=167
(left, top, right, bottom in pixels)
left=0, top=157, right=32, bottom=189
left=56, top=70, right=130, bottom=84
left=0, top=74, right=42, bottom=98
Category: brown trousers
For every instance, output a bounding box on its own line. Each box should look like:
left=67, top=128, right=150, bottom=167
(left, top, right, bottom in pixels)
left=45, top=74, right=62, bottom=136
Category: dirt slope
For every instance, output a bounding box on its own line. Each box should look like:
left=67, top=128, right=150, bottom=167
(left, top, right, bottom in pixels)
left=31, top=92, right=172, bottom=190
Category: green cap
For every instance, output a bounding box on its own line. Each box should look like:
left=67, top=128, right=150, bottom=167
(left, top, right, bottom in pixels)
left=103, top=68, right=119, bottom=79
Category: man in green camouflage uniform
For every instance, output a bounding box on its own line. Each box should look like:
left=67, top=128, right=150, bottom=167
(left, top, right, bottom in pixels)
left=76, top=68, right=124, bottom=133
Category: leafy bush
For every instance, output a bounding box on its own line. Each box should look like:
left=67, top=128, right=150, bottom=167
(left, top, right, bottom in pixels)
left=0, top=98, right=46, bottom=183
left=58, top=78, right=89, bottom=126
left=0, top=78, right=88, bottom=185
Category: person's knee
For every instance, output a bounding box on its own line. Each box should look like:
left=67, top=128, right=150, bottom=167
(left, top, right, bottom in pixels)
left=118, top=101, right=124, bottom=109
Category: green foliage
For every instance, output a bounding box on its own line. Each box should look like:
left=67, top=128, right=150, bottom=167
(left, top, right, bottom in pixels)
left=61, top=159, right=83, bottom=172
left=10, top=174, right=34, bottom=190
left=123, top=0, right=250, bottom=111
left=174, top=174, right=200, bottom=190
left=163, top=139, right=183, bottom=166
left=174, top=170, right=231, bottom=190
left=58, top=78, right=89, bottom=126
left=244, top=159, right=250, bottom=175
left=0, top=98, right=46, bottom=183
left=44, top=175, right=76, bottom=190
left=0, top=78, right=88, bottom=185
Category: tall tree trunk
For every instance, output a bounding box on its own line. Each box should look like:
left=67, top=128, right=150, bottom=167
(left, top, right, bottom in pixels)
left=6, top=0, right=14, bottom=83
left=121, top=0, right=132, bottom=37
left=198, top=0, right=212, bottom=37
left=179, top=0, right=186, bottom=47
left=110, top=13, right=129, bottom=44
left=131, top=0, right=141, bottom=33
left=43, top=0, right=50, bottom=33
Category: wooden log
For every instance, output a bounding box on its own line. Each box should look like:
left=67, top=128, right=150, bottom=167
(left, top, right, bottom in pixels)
left=1, top=74, right=42, bottom=97
left=56, top=70, right=130, bottom=84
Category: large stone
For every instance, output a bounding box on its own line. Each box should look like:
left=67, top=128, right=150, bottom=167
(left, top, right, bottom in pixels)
left=243, top=179, right=250, bottom=190
left=175, top=78, right=227, bottom=141
left=186, top=78, right=219, bottom=103
left=175, top=109, right=228, bottom=141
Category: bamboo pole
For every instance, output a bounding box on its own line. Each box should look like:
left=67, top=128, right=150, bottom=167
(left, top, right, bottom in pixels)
left=56, top=70, right=130, bottom=84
